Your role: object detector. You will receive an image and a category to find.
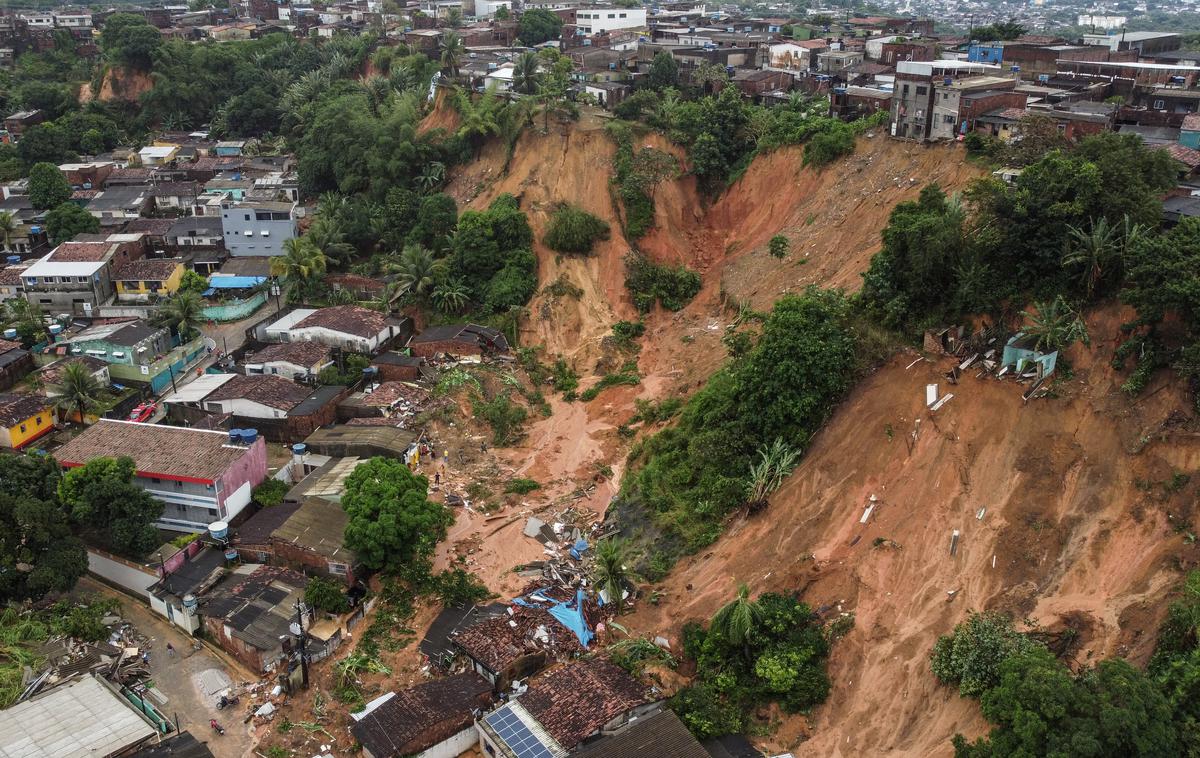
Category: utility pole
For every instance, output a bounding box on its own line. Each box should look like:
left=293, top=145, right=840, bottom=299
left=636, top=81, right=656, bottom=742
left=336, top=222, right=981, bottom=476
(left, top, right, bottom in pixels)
left=293, top=601, right=309, bottom=689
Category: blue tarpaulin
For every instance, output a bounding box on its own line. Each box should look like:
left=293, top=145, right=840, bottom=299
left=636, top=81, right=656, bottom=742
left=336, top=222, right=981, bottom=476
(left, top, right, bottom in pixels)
left=203, top=276, right=266, bottom=296
left=511, top=587, right=594, bottom=647
left=569, top=538, right=589, bottom=560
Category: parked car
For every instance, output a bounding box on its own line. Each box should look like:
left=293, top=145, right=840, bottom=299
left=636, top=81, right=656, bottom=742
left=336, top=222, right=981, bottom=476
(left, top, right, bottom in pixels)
left=129, top=402, right=157, bottom=422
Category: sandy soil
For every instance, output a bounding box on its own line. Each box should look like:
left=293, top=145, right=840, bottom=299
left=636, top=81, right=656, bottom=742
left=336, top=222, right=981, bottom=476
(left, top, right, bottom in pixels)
left=622, top=304, right=1200, bottom=756
left=81, top=67, right=154, bottom=104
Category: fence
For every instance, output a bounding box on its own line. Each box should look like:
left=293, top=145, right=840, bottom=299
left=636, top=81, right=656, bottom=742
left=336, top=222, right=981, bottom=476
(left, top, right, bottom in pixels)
left=202, top=292, right=268, bottom=323
left=87, top=547, right=158, bottom=601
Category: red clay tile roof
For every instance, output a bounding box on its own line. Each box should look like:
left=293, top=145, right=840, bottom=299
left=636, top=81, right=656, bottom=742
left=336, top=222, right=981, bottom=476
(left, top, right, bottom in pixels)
left=0, top=393, right=48, bottom=427
left=0, top=339, right=21, bottom=353
left=454, top=606, right=586, bottom=673
left=123, top=218, right=177, bottom=236
left=112, top=258, right=184, bottom=282
left=0, top=267, right=24, bottom=286
left=34, top=356, right=108, bottom=386
left=48, top=242, right=113, bottom=262
left=205, top=374, right=311, bottom=411
left=361, top=381, right=429, bottom=408
left=1161, top=143, right=1200, bottom=170
left=54, top=419, right=255, bottom=481
left=520, top=659, right=651, bottom=749
left=293, top=305, right=394, bottom=339
left=351, top=673, right=493, bottom=757
left=246, top=341, right=332, bottom=368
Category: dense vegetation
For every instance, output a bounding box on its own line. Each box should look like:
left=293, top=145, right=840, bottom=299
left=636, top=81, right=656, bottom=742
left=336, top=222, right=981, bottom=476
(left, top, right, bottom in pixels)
left=671, top=587, right=832, bottom=740
left=624, top=252, right=701, bottom=313
left=862, top=130, right=1200, bottom=403
left=621, top=288, right=862, bottom=570
left=541, top=203, right=610, bottom=254
left=931, top=598, right=1200, bottom=757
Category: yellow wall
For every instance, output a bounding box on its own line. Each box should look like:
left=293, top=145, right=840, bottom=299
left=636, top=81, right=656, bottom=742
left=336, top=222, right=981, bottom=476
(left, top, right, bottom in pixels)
left=3, top=407, right=53, bottom=449
left=115, top=264, right=185, bottom=296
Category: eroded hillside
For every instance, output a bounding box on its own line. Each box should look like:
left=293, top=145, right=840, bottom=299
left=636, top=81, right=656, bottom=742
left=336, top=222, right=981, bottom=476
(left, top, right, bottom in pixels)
left=623, top=305, right=1200, bottom=755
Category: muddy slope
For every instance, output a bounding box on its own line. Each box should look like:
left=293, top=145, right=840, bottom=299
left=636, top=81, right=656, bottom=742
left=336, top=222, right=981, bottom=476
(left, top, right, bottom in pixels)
left=624, top=305, right=1200, bottom=755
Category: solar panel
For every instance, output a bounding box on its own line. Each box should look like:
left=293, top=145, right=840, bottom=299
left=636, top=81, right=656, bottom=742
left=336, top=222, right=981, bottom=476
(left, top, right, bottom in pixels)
left=484, top=704, right=555, bottom=758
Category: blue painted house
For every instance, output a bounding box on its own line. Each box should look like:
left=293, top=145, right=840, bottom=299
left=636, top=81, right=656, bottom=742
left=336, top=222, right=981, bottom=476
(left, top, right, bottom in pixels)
left=967, top=43, right=1005, bottom=65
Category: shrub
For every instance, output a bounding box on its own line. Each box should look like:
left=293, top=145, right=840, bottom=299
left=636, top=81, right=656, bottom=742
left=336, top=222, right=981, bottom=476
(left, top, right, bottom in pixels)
left=624, top=252, right=701, bottom=313
left=580, top=370, right=640, bottom=401
left=252, top=478, right=289, bottom=508
left=430, top=568, right=492, bottom=607
left=505, top=478, right=541, bottom=494
left=473, top=392, right=529, bottom=445
left=542, top=203, right=611, bottom=254
left=930, top=610, right=1041, bottom=697
left=551, top=358, right=579, bottom=395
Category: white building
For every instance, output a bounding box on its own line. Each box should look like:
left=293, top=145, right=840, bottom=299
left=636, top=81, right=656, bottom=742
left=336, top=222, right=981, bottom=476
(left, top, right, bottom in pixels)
left=574, top=6, right=646, bottom=35
left=483, top=62, right=516, bottom=91
left=263, top=305, right=406, bottom=354
left=53, top=11, right=93, bottom=28
left=1077, top=14, right=1127, bottom=30
left=220, top=199, right=298, bottom=257
left=18, top=13, right=54, bottom=28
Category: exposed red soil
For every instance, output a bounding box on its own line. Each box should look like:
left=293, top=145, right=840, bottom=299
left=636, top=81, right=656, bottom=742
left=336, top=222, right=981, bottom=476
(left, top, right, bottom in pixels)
left=623, top=304, right=1200, bottom=755
left=82, top=66, right=154, bottom=103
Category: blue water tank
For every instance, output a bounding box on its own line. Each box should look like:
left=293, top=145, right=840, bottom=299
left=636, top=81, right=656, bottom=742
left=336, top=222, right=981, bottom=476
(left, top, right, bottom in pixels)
left=228, top=428, right=243, bottom=444
left=48, top=324, right=62, bottom=336
left=208, top=520, right=229, bottom=540
left=241, top=429, right=258, bottom=444
left=292, top=443, right=307, bottom=456
left=5, top=255, right=19, bottom=265
left=2, top=329, right=16, bottom=340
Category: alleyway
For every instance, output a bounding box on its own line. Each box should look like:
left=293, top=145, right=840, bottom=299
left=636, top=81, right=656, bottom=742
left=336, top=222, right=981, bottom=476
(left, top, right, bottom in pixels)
left=76, top=577, right=260, bottom=758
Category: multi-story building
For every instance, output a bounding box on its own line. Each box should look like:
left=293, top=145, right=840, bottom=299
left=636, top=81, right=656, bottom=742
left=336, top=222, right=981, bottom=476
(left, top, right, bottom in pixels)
left=890, top=60, right=1000, bottom=142
left=929, top=76, right=1024, bottom=142
left=220, top=199, right=298, bottom=257
left=55, top=420, right=269, bottom=532
left=574, top=6, right=646, bottom=35
left=19, top=238, right=145, bottom=317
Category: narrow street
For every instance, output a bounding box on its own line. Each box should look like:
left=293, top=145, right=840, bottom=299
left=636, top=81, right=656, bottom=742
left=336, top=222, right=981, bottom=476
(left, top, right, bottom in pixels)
left=75, top=577, right=260, bottom=758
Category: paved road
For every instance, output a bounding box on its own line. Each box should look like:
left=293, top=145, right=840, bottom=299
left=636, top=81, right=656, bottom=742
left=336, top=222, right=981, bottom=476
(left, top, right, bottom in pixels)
left=76, top=578, right=259, bottom=758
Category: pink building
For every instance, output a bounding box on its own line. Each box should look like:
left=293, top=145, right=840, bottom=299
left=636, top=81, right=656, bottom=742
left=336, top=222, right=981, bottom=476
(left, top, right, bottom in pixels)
left=56, top=419, right=268, bottom=532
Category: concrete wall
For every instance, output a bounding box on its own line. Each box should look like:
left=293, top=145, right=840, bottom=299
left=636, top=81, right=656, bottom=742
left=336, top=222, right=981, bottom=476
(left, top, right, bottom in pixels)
left=216, top=436, right=268, bottom=517
left=87, top=548, right=157, bottom=601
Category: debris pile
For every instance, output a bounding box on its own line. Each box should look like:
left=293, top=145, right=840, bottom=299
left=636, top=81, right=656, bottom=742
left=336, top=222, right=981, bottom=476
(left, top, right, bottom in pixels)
left=923, top=325, right=1059, bottom=401
left=20, top=614, right=155, bottom=703
left=518, top=506, right=619, bottom=591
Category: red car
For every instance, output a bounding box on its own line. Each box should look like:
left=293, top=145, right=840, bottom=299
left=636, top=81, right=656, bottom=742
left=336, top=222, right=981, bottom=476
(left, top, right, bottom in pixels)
left=129, top=402, right=157, bottom=423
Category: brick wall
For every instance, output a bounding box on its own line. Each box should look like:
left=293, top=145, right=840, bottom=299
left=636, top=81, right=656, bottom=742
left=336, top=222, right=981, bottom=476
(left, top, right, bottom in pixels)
left=962, top=91, right=1027, bottom=124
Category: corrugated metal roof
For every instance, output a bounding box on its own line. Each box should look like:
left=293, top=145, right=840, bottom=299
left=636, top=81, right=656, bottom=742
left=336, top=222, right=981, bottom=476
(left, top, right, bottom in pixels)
left=0, top=676, right=155, bottom=758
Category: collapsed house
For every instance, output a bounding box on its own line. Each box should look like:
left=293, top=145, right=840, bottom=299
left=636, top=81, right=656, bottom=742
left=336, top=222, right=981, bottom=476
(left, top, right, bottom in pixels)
left=351, top=672, right=493, bottom=758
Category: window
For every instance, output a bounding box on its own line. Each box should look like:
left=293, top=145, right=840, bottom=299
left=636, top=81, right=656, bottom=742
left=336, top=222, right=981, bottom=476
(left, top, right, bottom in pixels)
left=18, top=424, right=25, bottom=433
left=1153, top=99, right=1165, bottom=110
left=608, top=12, right=614, bottom=17
left=35, top=416, right=42, bottom=426
left=619, top=12, right=625, bottom=17
left=260, top=230, right=270, bottom=237
left=152, top=477, right=161, bottom=483
left=943, top=114, right=954, bottom=124
left=175, top=481, right=183, bottom=489
left=244, top=213, right=251, bottom=221
left=901, top=84, right=909, bottom=95
left=916, top=86, right=927, bottom=95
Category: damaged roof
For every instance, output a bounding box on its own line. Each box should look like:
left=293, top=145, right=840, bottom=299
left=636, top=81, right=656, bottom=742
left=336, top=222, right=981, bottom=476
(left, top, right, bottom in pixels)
left=246, top=341, right=332, bottom=368
left=517, top=658, right=652, bottom=751
left=453, top=604, right=586, bottom=675
left=351, top=673, right=492, bottom=758
left=201, top=565, right=305, bottom=652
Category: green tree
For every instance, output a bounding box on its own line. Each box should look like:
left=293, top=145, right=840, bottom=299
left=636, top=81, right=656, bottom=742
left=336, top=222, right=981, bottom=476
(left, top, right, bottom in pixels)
left=518, top=8, right=564, bottom=45
left=1020, top=296, right=1089, bottom=352
left=446, top=7, right=463, bottom=27
left=100, top=13, right=163, bottom=69
left=931, top=611, right=1041, bottom=698
left=388, top=244, right=445, bottom=303
left=592, top=538, right=636, bottom=609
left=341, top=457, right=453, bottom=572
left=0, top=492, right=88, bottom=603
left=271, top=237, right=328, bottom=298
left=511, top=50, right=541, bottom=96
left=155, top=291, right=205, bottom=341
left=177, top=269, right=208, bottom=294
left=45, top=202, right=99, bottom=245
left=710, top=583, right=762, bottom=651
left=440, top=31, right=464, bottom=78
left=0, top=212, right=16, bottom=252
left=473, top=392, right=528, bottom=445
left=768, top=234, right=789, bottom=259
left=305, top=215, right=356, bottom=268
left=647, top=51, right=679, bottom=90
left=52, top=361, right=103, bottom=425
left=494, top=5, right=510, bottom=20
left=431, top=279, right=470, bottom=314
left=455, top=90, right=503, bottom=154
left=407, top=194, right=458, bottom=252
left=58, top=457, right=163, bottom=557
left=28, top=163, right=71, bottom=211
left=969, top=19, right=1026, bottom=41
left=17, top=124, right=72, bottom=165
left=305, top=575, right=350, bottom=613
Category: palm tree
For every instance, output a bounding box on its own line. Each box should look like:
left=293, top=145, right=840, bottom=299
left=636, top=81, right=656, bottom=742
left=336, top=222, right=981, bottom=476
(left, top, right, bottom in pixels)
left=156, top=292, right=206, bottom=341
left=456, top=91, right=502, bottom=155
left=305, top=216, right=356, bottom=268
left=271, top=238, right=328, bottom=298
left=1021, top=296, right=1089, bottom=352
left=512, top=51, right=541, bottom=96
left=592, top=538, right=636, bottom=609
left=431, top=279, right=470, bottom=314
left=710, top=583, right=762, bottom=652
left=388, top=244, right=445, bottom=303
left=745, top=438, right=801, bottom=512
left=440, top=31, right=464, bottom=78
left=445, top=6, right=463, bottom=27
left=0, top=211, right=17, bottom=252
left=52, top=360, right=103, bottom=425
left=358, top=75, right=394, bottom=117
left=417, top=162, right=446, bottom=192
left=1063, top=217, right=1119, bottom=299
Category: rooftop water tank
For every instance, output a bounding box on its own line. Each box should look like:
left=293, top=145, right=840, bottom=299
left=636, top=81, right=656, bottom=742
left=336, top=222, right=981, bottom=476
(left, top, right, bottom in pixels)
left=5, top=255, right=19, bottom=265
left=292, top=443, right=307, bottom=456
left=48, top=324, right=62, bottom=337
left=240, top=429, right=258, bottom=444
left=2, top=329, right=16, bottom=340
left=208, top=520, right=229, bottom=541
left=228, top=428, right=243, bottom=444
left=182, top=593, right=198, bottom=611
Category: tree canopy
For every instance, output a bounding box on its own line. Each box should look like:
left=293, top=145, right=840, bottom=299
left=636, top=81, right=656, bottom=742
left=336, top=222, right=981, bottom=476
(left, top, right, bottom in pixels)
left=58, top=457, right=163, bottom=557
left=341, top=457, right=454, bottom=573
left=517, top=9, right=563, bottom=45
left=45, top=201, right=99, bottom=245
left=27, top=162, right=71, bottom=210
left=99, top=13, right=163, bottom=69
